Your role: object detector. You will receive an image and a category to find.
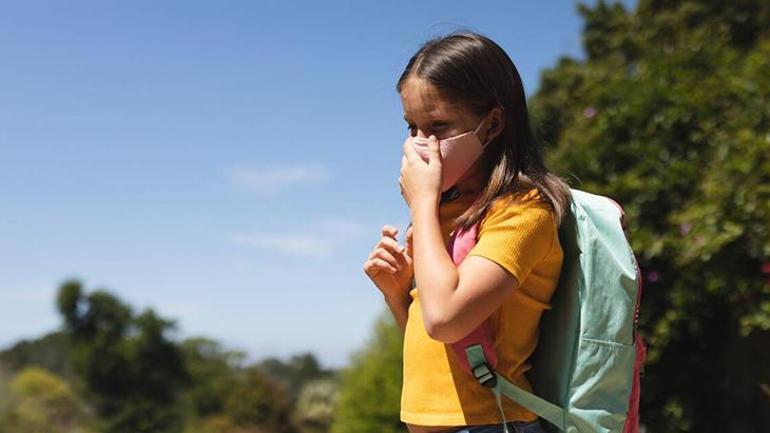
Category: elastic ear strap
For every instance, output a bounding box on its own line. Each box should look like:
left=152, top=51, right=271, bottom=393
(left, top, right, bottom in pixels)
left=474, top=114, right=494, bottom=148
left=473, top=115, right=487, bottom=134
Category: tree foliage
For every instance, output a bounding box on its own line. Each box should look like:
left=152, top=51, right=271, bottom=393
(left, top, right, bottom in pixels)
left=528, top=0, right=770, bottom=431
left=0, top=367, right=87, bottom=433
left=330, top=311, right=406, bottom=433
left=224, top=366, right=296, bottom=433
left=179, top=337, right=244, bottom=419
left=0, top=280, right=329, bottom=433
left=292, top=377, right=340, bottom=433
left=0, top=332, right=74, bottom=383
left=256, top=352, right=334, bottom=409
left=56, top=279, right=190, bottom=433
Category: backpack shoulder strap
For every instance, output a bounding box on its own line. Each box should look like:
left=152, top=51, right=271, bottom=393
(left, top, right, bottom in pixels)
left=447, top=223, right=500, bottom=374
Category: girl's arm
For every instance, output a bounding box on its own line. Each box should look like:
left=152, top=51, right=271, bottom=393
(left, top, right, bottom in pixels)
left=383, top=292, right=411, bottom=335
left=411, top=201, right=520, bottom=343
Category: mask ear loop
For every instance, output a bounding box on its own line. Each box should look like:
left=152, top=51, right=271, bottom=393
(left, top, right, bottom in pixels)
left=473, top=114, right=494, bottom=149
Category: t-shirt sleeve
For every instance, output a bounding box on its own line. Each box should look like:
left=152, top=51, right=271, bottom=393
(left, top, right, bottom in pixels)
left=466, top=197, right=557, bottom=285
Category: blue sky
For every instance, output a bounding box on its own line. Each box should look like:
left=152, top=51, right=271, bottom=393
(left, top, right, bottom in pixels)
left=0, top=1, right=625, bottom=368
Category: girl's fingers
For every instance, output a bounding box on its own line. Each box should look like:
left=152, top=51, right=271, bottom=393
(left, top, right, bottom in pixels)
left=370, top=224, right=409, bottom=269
left=402, top=138, right=420, bottom=163
left=367, top=237, right=402, bottom=259
left=379, top=237, right=408, bottom=267
left=381, top=225, right=398, bottom=239
left=427, top=135, right=441, bottom=164
left=405, top=226, right=414, bottom=256
left=365, top=257, right=398, bottom=274
left=379, top=236, right=405, bottom=254
left=372, top=247, right=402, bottom=271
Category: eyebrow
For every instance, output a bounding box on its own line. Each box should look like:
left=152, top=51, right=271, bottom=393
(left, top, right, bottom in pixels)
left=402, top=115, right=450, bottom=125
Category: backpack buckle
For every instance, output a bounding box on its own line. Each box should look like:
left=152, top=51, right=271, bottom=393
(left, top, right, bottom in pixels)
left=471, top=362, right=497, bottom=388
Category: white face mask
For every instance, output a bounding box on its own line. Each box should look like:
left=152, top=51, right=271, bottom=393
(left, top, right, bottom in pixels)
left=407, top=115, right=492, bottom=192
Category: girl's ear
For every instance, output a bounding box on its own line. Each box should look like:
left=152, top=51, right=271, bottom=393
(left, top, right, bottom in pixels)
left=485, top=106, right=505, bottom=143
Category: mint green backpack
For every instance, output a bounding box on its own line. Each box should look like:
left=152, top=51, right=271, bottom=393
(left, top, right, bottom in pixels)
left=447, top=188, right=646, bottom=433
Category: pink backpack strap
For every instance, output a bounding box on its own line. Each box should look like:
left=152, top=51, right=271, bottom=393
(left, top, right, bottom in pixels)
left=447, top=222, right=499, bottom=377
left=610, top=196, right=647, bottom=433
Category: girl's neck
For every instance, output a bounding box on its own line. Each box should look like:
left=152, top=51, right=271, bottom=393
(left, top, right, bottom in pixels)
left=455, top=171, right=485, bottom=196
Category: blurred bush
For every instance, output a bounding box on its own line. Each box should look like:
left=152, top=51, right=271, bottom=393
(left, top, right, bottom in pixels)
left=330, top=312, right=406, bottom=433
left=0, top=366, right=89, bottom=433
left=292, top=377, right=340, bottom=433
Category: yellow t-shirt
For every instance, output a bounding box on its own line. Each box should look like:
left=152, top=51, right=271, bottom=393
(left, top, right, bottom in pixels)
left=400, top=188, right=564, bottom=426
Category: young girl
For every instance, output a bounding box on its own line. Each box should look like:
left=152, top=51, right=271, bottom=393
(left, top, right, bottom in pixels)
left=364, top=32, right=571, bottom=433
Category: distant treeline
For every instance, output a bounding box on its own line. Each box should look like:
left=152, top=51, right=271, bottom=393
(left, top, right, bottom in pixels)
left=0, top=279, right=345, bottom=433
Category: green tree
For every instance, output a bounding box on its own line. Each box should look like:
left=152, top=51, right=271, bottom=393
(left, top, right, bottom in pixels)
left=292, top=377, right=340, bottom=433
left=0, top=367, right=86, bottom=433
left=256, top=352, right=334, bottom=408
left=224, top=366, right=296, bottom=433
left=0, top=366, right=12, bottom=431
left=180, top=337, right=244, bottom=419
left=330, top=311, right=405, bottom=433
left=56, top=279, right=190, bottom=433
left=179, top=338, right=311, bottom=433
left=0, top=332, right=74, bottom=382
left=528, top=1, right=770, bottom=431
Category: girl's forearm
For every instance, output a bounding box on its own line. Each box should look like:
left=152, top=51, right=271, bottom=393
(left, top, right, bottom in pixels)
left=411, top=201, right=459, bottom=329
left=383, top=292, right=411, bottom=335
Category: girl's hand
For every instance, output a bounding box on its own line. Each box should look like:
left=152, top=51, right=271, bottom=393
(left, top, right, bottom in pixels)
left=399, top=135, right=442, bottom=210
left=363, top=224, right=414, bottom=300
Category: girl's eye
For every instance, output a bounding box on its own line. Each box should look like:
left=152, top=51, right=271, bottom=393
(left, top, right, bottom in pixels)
left=406, top=124, right=447, bottom=137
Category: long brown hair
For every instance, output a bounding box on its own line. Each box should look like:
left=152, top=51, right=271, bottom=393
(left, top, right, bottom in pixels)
left=397, top=31, right=572, bottom=231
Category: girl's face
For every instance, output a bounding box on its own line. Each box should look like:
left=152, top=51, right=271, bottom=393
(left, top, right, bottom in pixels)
left=400, top=76, right=489, bottom=142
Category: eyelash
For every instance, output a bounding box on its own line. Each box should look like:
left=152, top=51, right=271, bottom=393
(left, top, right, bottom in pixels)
left=406, top=124, right=446, bottom=135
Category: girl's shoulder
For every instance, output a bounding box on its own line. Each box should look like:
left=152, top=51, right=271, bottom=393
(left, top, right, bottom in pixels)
left=479, top=188, right=557, bottom=240
left=469, top=187, right=561, bottom=287
left=486, top=188, right=553, bottom=222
